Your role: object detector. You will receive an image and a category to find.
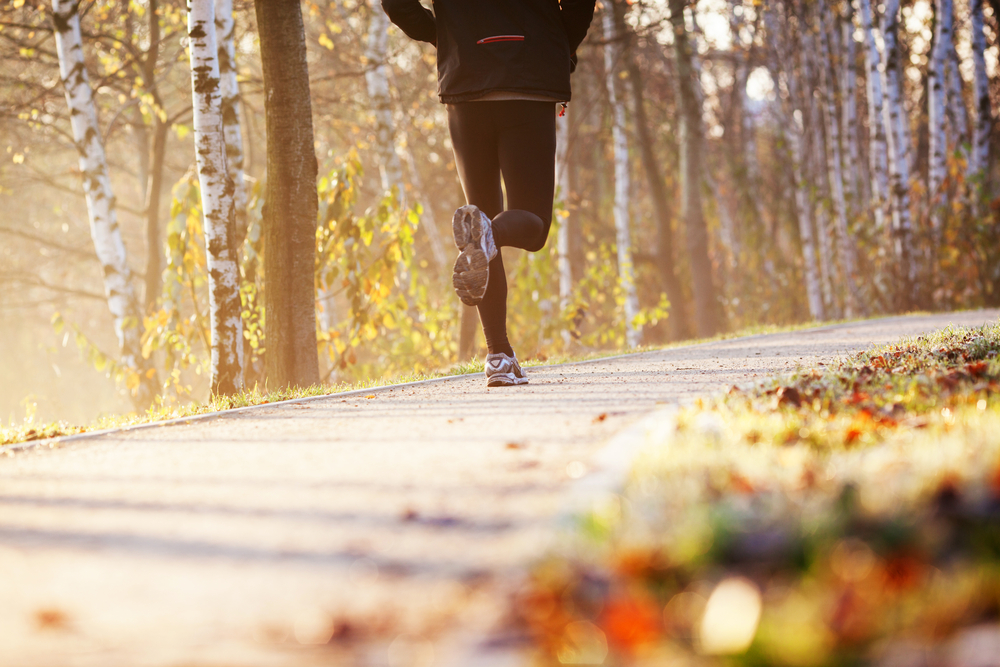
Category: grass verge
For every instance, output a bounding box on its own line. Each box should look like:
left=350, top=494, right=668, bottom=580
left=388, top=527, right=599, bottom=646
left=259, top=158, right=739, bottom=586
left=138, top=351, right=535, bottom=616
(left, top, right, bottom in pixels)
left=0, top=313, right=908, bottom=449
left=517, top=321, right=1000, bottom=666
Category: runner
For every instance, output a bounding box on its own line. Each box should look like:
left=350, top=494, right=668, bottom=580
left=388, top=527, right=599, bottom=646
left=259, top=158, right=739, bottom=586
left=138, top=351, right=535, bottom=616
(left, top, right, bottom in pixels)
left=382, top=0, right=597, bottom=387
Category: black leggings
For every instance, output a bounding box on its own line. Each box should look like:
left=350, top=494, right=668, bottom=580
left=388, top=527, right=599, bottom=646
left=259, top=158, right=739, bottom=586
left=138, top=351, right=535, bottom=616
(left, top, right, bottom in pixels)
left=447, top=100, right=557, bottom=357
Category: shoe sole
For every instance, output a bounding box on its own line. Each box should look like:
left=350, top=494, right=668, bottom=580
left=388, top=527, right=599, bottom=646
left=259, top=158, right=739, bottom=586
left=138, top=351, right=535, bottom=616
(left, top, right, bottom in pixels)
left=486, top=373, right=529, bottom=387
left=452, top=206, right=490, bottom=307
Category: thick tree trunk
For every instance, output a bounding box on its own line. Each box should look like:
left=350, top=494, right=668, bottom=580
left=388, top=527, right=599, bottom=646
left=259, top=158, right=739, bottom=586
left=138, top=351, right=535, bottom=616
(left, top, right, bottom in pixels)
left=215, top=0, right=249, bottom=244
left=670, top=0, right=720, bottom=336
left=51, top=0, right=157, bottom=407
left=858, top=0, right=890, bottom=233
left=881, top=0, right=917, bottom=305
left=187, top=0, right=244, bottom=396
left=254, top=0, right=320, bottom=389
left=622, top=11, right=688, bottom=341
left=928, top=0, right=952, bottom=235
left=603, top=3, right=641, bottom=347
left=969, top=0, right=992, bottom=190
left=818, top=7, right=861, bottom=316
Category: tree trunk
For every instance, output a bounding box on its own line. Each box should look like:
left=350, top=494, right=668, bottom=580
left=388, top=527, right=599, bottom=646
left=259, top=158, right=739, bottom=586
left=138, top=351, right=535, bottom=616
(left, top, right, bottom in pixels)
left=945, top=44, right=969, bottom=158
left=670, top=0, right=720, bottom=337
left=622, top=10, right=689, bottom=341
left=51, top=0, right=157, bottom=407
left=187, top=0, right=244, bottom=396
left=764, top=5, right=825, bottom=321
left=858, top=0, right=890, bottom=233
left=969, top=0, right=992, bottom=191
left=928, top=0, right=952, bottom=235
left=841, top=2, right=861, bottom=210
left=603, top=2, right=641, bottom=347
left=366, top=2, right=405, bottom=193
left=215, top=0, right=249, bottom=245
left=556, top=105, right=574, bottom=315
left=881, top=0, right=917, bottom=306
left=254, top=0, right=320, bottom=389
left=818, top=6, right=861, bottom=316
left=144, top=120, right=168, bottom=310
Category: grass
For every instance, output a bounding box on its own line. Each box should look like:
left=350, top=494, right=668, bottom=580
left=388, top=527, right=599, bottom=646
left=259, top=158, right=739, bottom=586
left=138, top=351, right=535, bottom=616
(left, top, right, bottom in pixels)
left=516, top=321, right=1000, bottom=666
left=0, top=312, right=919, bottom=449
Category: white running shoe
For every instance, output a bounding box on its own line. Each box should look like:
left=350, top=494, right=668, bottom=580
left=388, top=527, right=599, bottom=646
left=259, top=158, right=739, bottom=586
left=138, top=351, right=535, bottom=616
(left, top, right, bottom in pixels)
left=452, top=204, right=498, bottom=306
left=485, top=352, right=528, bottom=387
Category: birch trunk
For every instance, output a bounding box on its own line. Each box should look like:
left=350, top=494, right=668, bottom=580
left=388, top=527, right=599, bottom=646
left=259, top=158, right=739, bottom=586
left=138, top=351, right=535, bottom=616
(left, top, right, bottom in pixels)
left=556, top=110, right=574, bottom=315
left=946, top=45, right=970, bottom=157
left=969, top=0, right=992, bottom=188
left=215, top=0, right=248, bottom=244
left=52, top=0, right=157, bottom=406
left=764, top=6, right=825, bottom=320
left=187, top=0, right=244, bottom=395
left=366, top=2, right=405, bottom=194
left=928, top=0, right=952, bottom=234
left=670, top=0, right=721, bottom=336
left=858, top=0, right=890, bottom=233
left=881, top=0, right=917, bottom=304
left=841, top=4, right=861, bottom=210
left=818, top=7, right=861, bottom=316
left=603, top=3, right=641, bottom=348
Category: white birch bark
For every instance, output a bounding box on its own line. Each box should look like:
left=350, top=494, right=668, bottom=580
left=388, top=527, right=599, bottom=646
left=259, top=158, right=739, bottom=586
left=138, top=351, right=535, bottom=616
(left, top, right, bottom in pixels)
left=52, top=0, right=155, bottom=405
left=928, top=0, right=952, bottom=233
left=818, top=8, right=861, bottom=316
left=969, top=0, right=992, bottom=185
left=858, top=0, right=890, bottom=232
left=764, top=6, right=825, bottom=320
left=946, top=44, right=970, bottom=157
left=366, top=3, right=405, bottom=194
left=214, top=0, right=247, bottom=242
left=841, top=4, right=861, bottom=209
left=603, top=6, right=640, bottom=348
left=556, top=114, right=573, bottom=313
left=881, top=0, right=917, bottom=295
left=187, top=0, right=244, bottom=394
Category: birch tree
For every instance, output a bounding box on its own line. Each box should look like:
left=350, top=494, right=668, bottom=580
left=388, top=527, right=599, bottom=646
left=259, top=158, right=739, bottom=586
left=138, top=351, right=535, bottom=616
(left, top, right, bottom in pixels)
left=187, top=0, right=244, bottom=395
left=945, top=45, right=969, bottom=158
left=858, top=0, right=890, bottom=232
left=928, top=0, right=953, bottom=235
left=556, top=110, right=574, bottom=317
left=215, top=0, right=248, bottom=243
left=670, top=0, right=721, bottom=336
left=841, top=2, right=861, bottom=209
left=51, top=0, right=157, bottom=406
left=765, top=5, right=825, bottom=320
left=882, top=0, right=917, bottom=301
left=818, top=6, right=861, bottom=316
left=969, top=0, right=992, bottom=188
left=603, top=2, right=641, bottom=348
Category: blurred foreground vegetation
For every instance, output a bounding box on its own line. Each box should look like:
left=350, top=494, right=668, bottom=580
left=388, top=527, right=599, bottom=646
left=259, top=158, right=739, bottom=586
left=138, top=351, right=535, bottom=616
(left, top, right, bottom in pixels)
left=520, top=320, right=1000, bottom=666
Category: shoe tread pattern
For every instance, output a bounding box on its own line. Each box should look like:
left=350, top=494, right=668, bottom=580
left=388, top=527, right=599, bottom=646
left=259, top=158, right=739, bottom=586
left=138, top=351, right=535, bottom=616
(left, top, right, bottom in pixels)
left=452, top=206, right=490, bottom=306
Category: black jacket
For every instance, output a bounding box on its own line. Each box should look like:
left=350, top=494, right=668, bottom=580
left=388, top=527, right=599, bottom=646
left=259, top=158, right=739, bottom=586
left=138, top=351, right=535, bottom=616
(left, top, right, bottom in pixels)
left=382, top=0, right=597, bottom=104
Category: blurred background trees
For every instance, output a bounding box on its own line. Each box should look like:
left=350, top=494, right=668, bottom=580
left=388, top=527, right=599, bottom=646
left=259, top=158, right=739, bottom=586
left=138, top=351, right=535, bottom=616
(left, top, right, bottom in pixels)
left=2, top=0, right=999, bottom=425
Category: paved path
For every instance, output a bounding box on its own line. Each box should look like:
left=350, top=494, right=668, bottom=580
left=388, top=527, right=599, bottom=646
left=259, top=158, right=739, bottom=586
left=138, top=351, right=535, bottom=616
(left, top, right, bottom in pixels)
left=1, top=311, right=996, bottom=667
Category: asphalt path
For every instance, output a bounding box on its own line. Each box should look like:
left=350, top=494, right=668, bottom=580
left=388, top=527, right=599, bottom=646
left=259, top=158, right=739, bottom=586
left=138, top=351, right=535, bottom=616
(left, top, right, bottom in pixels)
left=1, top=311, right=996, bottom=667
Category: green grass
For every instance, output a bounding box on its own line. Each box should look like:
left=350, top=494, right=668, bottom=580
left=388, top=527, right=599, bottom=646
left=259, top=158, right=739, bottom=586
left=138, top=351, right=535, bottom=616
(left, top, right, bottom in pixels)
left=0, top=313, right=920, bottom=449
left=517, top=320, right=1000, bottom=667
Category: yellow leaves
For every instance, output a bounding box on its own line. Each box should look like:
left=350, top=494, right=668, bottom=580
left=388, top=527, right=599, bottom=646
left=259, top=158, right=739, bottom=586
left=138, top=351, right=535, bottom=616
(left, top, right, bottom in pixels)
left=318, top=33, right=335, bottom=51
left=12, top=0, right=25, bottom=8
left=12, top=153, right=24, bottom=164
left=173, top=124, right=190, bottom=140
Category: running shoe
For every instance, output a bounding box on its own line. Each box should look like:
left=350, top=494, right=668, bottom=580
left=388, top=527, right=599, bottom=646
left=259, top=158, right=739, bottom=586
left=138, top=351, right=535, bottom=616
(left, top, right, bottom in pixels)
left=452, top=204, right=497, bottom=306
left=485, top=352, right=528, bottom=387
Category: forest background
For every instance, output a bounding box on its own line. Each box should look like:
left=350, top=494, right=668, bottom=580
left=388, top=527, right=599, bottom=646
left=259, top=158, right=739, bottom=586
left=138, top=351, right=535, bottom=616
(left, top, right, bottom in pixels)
left=1, top=0, right=998, bottom=426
